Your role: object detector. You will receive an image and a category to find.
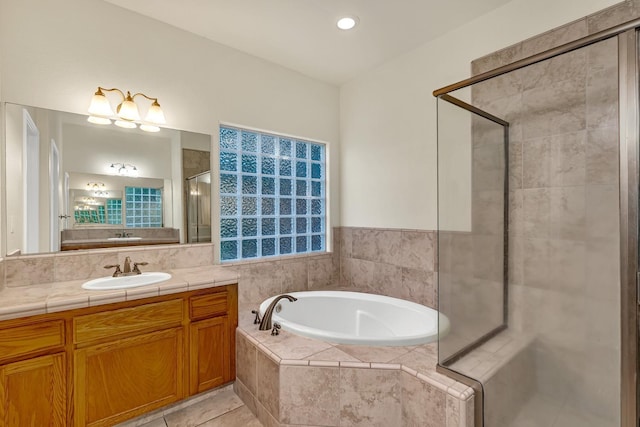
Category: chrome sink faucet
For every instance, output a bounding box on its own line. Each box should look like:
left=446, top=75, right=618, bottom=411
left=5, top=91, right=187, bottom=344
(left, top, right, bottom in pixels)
left=258, top=294, right=297, bottom=331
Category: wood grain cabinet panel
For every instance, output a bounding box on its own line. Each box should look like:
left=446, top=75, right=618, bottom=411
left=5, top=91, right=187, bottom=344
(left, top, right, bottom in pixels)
left=0, top=320, right=64, bottom=362
left=0, top=353, right=66, bottom=427
left=74, top=328, right=184, bottom=427
left=73, top=299, right=183, bottom=345
left=189, top=292, right=228, bottom=320
left=189, top=316, right=230, bottom=394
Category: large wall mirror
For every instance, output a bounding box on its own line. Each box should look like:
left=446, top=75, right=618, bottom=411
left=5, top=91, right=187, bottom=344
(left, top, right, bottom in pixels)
left=4, top=103, right=212, bottom=256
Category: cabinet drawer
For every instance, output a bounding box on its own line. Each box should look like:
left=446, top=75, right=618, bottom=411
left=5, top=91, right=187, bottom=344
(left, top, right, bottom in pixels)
left=0, top=320, right=65, bottom=361
left=189, top=292, right=228, bottom=320
left=74, top=299, right=183, bottom=345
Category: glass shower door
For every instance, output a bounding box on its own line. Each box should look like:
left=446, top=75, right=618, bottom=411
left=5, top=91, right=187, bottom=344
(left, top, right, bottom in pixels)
left=436, top=36, right=622, bottom=427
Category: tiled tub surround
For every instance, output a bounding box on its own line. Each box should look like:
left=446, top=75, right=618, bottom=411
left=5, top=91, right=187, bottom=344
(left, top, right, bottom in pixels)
left=337, top=227, right=437, bottom=309
left=235, top=308, right=474, bottom=427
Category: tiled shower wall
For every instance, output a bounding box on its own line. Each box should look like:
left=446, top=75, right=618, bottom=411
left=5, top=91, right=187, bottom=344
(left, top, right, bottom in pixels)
left=460, top=2, right=626, bottom=425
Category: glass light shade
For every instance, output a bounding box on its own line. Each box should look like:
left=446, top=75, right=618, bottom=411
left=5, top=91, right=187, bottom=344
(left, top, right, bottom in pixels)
left=145, top=101, right=166, bottom=125
left=114, top=120, right=137, bottom=129
left=337, top=17, right=357, bottom=30
left=87, top=116, right=111, bottom=125
left=117, top=98, right=141, bottom=121
left=88, top=90, right=115, bottom=117
left=140, top=124, right=160, bottom=133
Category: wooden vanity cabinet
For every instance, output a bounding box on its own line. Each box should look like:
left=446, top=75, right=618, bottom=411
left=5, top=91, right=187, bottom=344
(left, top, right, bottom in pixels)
left=188, top=288, right=237, bottom=394
left=73, top=299, right=187, bottom=427
left=0, top=319, right=67, bottom=427
left=0, top=283, right=237, bottom=427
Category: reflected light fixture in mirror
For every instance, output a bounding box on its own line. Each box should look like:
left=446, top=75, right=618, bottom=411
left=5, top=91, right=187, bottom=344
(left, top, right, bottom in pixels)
left=86, top=181, right=105, bottom=191
left=109, top=162, right=138, bottom=177
left=88, top=87, right=166, bottom=132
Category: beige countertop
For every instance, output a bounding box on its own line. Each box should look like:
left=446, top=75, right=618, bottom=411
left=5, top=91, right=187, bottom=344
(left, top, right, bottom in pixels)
left=0, top=265, right=239, bottom=322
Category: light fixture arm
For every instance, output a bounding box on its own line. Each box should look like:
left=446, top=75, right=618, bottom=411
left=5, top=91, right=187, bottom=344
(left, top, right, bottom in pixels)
left=131, top=92, right=159, bottom=104
left=96, top=87, right=126, bottom=101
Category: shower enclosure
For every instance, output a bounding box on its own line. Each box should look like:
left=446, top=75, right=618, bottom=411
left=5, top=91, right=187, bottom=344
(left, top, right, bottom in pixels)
left=186, top=171, right=212, bottom=243
left=435, top=21, right=638, bottom=427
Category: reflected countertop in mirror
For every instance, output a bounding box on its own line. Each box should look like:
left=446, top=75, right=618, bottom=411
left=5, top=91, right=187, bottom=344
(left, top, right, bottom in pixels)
left=4, top=102, right=212, bottom=256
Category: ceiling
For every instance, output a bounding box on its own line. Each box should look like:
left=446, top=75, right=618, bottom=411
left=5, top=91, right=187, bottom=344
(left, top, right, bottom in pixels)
left=103, top=0, right=512, bottom=85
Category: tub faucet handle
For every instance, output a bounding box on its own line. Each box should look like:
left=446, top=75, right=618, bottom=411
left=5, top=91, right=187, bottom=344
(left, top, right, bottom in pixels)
left=251, top=310, right=262, bottom=324
left=271, top=322, right=281, bottom=336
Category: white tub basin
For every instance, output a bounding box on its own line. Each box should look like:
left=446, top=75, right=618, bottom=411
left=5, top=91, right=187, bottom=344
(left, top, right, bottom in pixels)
left=82, top=272, right=171, bottom=290
left=107, top=237, right=142, bottom=241
left=259, top=291, right=449, bottom=346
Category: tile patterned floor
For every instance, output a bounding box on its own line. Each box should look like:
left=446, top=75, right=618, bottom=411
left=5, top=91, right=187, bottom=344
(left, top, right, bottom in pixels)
left=117, top=387, right=263, bottom=427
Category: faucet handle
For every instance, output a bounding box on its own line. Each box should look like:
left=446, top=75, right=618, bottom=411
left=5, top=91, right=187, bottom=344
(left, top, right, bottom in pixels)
left=251, top=310, right=262, bottom=324
left=271, top=322, right=281, bottom=336
left=132, top=262, right=148, bottom=274
left=104, top=264, right=122, bottom=277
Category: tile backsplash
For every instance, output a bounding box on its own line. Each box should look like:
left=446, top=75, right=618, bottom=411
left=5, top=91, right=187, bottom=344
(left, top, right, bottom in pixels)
left=3, top=243, right=214, bottom=287
left=2, top=228, right=438, bottom=308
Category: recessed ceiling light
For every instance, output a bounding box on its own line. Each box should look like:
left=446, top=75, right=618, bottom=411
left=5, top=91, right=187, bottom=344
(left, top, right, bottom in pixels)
left=337, top=16, right=358, bottom=30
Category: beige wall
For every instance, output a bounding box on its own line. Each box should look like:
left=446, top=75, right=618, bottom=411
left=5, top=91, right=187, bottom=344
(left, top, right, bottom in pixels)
left=339, top=0, right=620, bottom=229
left=0, top=0, right=341, bottom=258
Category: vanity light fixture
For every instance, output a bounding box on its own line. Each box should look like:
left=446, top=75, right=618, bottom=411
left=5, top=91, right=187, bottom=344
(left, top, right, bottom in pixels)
left=86, top=182, right=105, bottom=191
left=337, top=16, right=358, bottom=30
left=94, top=190, right=109, bottom=197
left=87, top=87, right=166, bottom=132
left=109, top=162, right=138, bottom=177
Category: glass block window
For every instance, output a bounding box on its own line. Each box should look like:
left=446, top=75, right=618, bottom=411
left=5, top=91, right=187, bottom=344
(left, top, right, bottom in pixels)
left=219, top=126, right=326, bottom=262
left=106, top=199, right=122, bottom=225
left=125, top=187, right=163, bottom=228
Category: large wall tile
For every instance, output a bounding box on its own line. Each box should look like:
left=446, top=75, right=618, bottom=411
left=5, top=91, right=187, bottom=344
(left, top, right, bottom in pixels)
left=308, top=256, right=334, bottom=289
left=521, top=78, right=586, bottom=140
left=53, top=252, right=118, bottom=282
left=339, top=368, right=400, bottom=427
left=237, top=262, right=282, bottom=304
left=280, top=259, right=308, bottom=294
left=471, top=43, right=523, bottom=75
left=401, top=371, right=446, bottom=427
left=587, top=0, right=640, bottom=33
left=586, top=127, right=618, bottom=185
left=279, top=366, right=340, bottom=426
left=236, top=332, right=258, bottom=395
left=397, top=230, right=436, bottom=271
left=5, top=257, right=54, bottom=286
left=521, top=48, right=587, bottom=91
left=256, top=350, right=280, bottom=420
left=521, top=19, right=588, bottom=58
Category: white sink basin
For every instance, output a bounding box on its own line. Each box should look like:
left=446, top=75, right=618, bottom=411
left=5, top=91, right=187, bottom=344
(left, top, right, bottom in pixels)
left=82, top=272, right=171, bottom=290
left=107, top=237, right=142, bottom=241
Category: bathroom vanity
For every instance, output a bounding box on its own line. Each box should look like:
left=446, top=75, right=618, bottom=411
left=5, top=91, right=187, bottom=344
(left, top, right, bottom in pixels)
left=0, top=283, right=237, bottom=426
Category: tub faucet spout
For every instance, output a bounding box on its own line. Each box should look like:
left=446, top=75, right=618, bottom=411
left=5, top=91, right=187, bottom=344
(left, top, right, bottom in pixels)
left=259, top=294, right=297, bottom=331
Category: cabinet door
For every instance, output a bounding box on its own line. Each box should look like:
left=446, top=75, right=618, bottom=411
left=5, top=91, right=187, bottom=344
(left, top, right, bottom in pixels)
left=74, top=328, right=184, bottom=427
left=0, top=353, right=66, bottom=427
left=189, top=316, right=230, bottom=394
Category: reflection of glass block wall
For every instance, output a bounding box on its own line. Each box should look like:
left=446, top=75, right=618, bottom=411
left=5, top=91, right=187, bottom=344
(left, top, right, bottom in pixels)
left=74, top=206, right=106, bottom=223
left=125, top=187, right=163, bottom=228
left=106, top=199, right=122, bottom=225
left=219, top=126, right=326, bottom=262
